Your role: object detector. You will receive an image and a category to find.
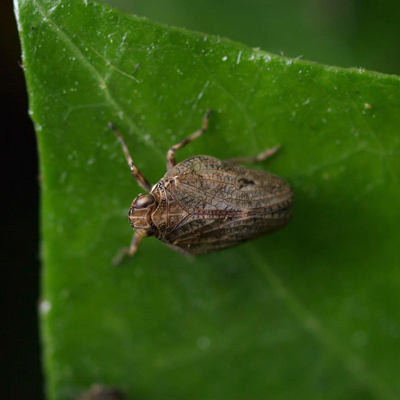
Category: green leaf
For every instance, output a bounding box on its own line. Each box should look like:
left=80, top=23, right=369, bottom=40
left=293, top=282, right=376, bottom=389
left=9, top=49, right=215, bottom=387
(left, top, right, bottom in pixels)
left=103, top=0, right=400, bottom=76
left=16, top=0, right=400, bottom=399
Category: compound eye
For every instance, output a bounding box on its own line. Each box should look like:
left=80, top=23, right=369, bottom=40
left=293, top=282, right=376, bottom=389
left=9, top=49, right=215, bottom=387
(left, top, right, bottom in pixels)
left=134, top=194, right=155, bottom=209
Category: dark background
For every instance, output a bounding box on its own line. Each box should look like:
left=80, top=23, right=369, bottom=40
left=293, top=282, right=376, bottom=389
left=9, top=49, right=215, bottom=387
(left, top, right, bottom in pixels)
left=2, top=0, right=400, bottom=398
left=2, top=1, right=42, bottom=398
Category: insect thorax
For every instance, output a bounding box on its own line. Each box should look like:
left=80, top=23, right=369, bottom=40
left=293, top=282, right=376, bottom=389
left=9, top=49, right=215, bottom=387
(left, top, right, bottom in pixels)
left=149, top=180, right=189, bottom=239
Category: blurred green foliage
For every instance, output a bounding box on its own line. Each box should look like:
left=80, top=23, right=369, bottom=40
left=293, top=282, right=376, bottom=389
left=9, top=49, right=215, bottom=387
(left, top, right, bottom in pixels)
left=103, top=0, right=400, bottom=75
left=15, top=0, right=400, bottom=399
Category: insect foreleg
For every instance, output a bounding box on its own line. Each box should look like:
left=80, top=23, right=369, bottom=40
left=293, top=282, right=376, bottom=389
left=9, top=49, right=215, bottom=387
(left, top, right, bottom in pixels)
left=108, top=123, right=152, bottom=192
left=166, top=109, right=211, bottom=170
left=112, top=232, right=143, bottom=266
left=225, top=144, right=281, bottom=165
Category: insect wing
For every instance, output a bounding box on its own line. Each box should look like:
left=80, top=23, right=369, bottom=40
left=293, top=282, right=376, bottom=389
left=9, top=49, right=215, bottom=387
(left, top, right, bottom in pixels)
left=161, top=156, right=293, bottom=255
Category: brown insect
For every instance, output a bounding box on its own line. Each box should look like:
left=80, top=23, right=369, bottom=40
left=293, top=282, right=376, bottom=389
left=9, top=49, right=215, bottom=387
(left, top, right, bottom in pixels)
left=78, top=385, right=125, bottom=400
left=109, top=110, right=293, bottom=265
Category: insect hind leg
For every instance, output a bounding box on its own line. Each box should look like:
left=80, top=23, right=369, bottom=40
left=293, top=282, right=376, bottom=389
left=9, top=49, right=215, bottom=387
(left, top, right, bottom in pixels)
left=226, top=144, right=281, bottom=165
left=166, top=109, right=211, bottom=170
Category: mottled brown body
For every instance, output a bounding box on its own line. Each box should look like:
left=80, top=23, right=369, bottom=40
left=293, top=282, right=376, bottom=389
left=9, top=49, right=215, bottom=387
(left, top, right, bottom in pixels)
left=78, top=385, right=125, bottom=400
left=109, top=110, right=293, bottom=264
left=150, top=155, right=293, bottom=255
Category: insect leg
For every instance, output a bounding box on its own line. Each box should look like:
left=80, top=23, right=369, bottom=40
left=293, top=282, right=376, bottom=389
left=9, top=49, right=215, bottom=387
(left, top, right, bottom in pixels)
left=226, top=144, right=281, bottom=164
left=108, top=123, right=152, bottom=192
left=112, top=232, right=143, bottom=266
left=166, top=109, right=211, bottom=170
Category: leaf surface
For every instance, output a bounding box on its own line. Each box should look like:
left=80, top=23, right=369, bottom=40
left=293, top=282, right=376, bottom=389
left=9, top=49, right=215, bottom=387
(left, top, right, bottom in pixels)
left=15, top=0, right=400, bottom=399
